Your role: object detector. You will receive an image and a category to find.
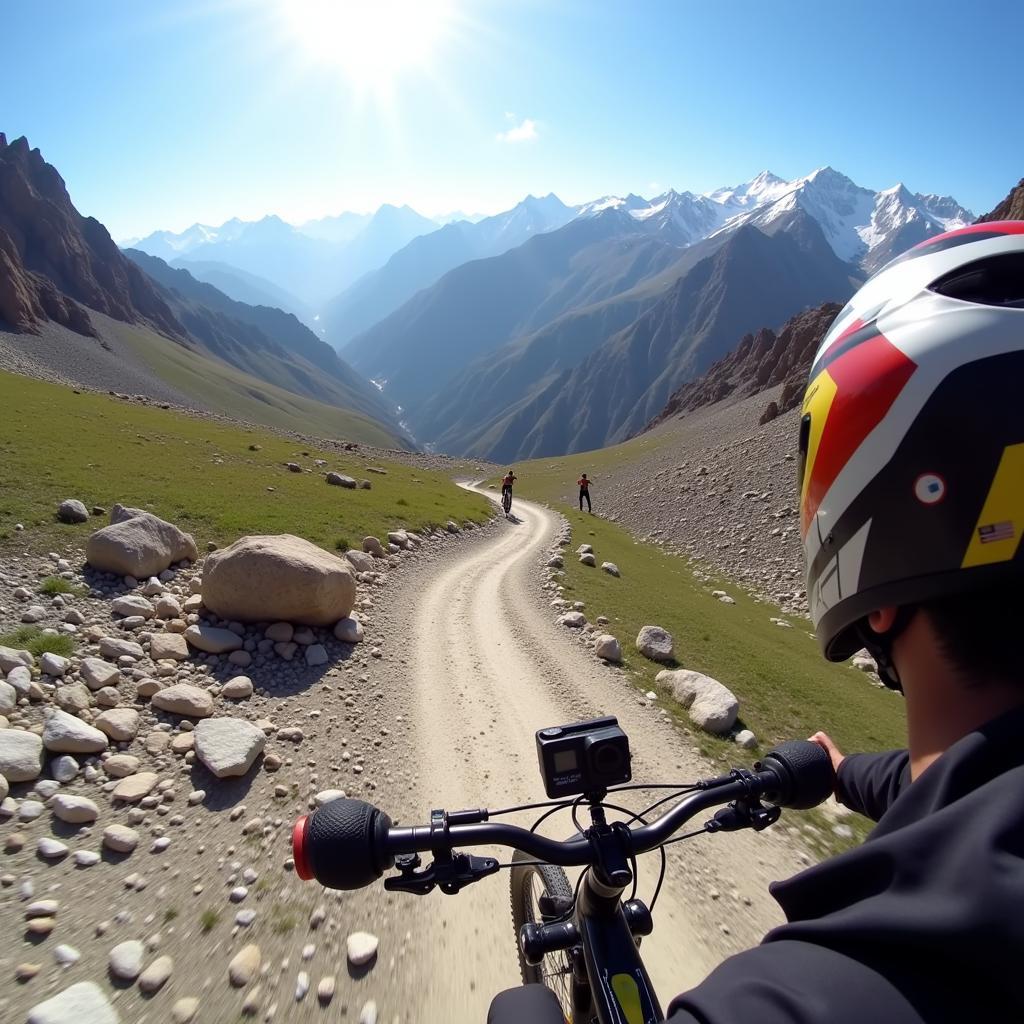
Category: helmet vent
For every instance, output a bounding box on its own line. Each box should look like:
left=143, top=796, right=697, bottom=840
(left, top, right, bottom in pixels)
left=929, top=252, right=1024, bottom=308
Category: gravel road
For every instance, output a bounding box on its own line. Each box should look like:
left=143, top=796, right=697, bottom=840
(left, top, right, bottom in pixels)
left=376, top=488, right=814, bottom=1021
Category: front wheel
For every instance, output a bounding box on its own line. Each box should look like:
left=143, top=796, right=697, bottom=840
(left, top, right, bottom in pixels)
left=503, top=492, right=512, bottom=514
left=509, top=853, right=576, bottom=1015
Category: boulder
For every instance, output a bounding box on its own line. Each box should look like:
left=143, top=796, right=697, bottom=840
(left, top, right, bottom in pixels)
left=41, top=710, right=108, bottom=753
left=40, top=652, right=70, bottom=677
left=636, top=626, right=674, bottom=663
left=221, top=676, right=253, bottom=700
left=193, top=718, right=266, bottom=778
left=0, top=645, right=33, bottom=673
left=183, top=624, right=243, bottom=654
left=601, top=562, right=621, bottom=577
left=55, top=683, right=91, bottom=714
left=594, top=635, right=622, bottom=662
left=579, top=553, right=597, bottom=567
left=345, top=550, right=375, bottom=573
left=0, top=729, right=44, bottom=781
left=149, top=633, right=189, bottom=661
left=98, top=637, right=144, bottom=660
left=86, top=505, right=198, bottom=578
left=202, top=534, right=356, bottom=626
left=103, top=754, right=141, bottom=778
left=326, top=473, right=357, bottom=488
left=7, top=664, right=32, bottom=694
left=151, top=684, right=214, bottom=718
left=656, top=669, right=739, bottom=735
left=57, top=499, right=89, bottom=524
left=102, top=823, right=140, bottom=851
left=52, top=794, right=100, bottom=823
left=80, top=658, right=121, bottom=690
left=0, top=679, right=15, bottom=714
left=560, top=612, right=586, bottom=628
left=362, top=536, right=385, bottom=557
left=111, top=595, right=156, bottom=619
left=734, top=729, right=758, bottom=749
left=95, top=709, right=140, bottom=742
left=577, top=544, right=593, bottom=555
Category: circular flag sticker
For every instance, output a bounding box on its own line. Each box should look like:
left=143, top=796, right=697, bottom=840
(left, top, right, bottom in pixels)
left=914, top=473, right=946, bottom=505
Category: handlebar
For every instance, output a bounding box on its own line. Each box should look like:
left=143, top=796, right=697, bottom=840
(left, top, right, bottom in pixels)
left=292, top=740, right=834, bottom=891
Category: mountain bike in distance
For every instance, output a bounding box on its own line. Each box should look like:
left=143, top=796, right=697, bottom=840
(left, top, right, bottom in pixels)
left=502, top=487, right=513, bottom=515
left=292, top=716, right=834, bottom=1023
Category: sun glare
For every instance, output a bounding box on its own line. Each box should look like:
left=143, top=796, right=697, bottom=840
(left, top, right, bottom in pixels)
left=280, top=0, right=453, bottom=90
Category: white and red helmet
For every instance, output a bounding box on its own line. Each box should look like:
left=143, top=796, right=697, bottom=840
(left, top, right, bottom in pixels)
left=799, top=221, right=1024, bottom=661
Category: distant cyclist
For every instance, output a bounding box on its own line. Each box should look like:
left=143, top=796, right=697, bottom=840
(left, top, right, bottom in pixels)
left=501, top=469, right=516, bottom=512
left=578, top=473, right=591, bottom=512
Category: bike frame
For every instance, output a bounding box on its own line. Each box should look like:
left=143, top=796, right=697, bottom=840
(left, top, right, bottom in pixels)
left=569, top=869, right=663, bottom=1023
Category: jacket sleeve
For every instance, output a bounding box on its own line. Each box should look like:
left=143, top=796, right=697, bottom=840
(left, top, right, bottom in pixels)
left=665, top=939, right=923, bottom=1024
left=835, top=749, right=910, bottom=822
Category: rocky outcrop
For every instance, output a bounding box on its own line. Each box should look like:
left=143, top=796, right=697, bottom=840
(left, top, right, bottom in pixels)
left=0, top=134, right=183, bottom=338
left=646, top=302, right=842, bottom=430
left=975, top=178, right=1024, bottom=223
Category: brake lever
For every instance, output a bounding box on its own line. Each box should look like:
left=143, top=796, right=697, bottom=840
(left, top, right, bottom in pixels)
left=705, top=798, right=781, bottom=834
left=384, top=851, right=501, bottom=896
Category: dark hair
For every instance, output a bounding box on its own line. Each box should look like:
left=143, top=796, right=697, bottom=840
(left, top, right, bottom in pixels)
left=922, top=582, right=1024, bottom=687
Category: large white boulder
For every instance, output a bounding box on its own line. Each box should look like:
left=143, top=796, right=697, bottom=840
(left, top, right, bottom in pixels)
left=202, top=534, right=356, bottom=626
left=86, top=504, right=198, bottom=578
left=26, top=981, right=119, bottom=1024
left=0, top=729, right=45, bottom=782
left=636, top=626, right=674, bottom=663
left=594, top=635, right=622, bottom=662
left=42, top=709, right=109, bottom=753
left=193, top=718, right=266, bottom=778
left=656, top=669, right=739, bottom=735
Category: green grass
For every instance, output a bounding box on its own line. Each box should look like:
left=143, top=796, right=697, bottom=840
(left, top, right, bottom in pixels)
left=0, top=626, right=75, bottom=658
left=0, top=371, right=492, bottom=556
left=199, top=908, right=220, bottom=932
left=519, top=503, right=906, bottom=761
left=106, top=320, right=404, bottom=447
left=163, top=907, right=179, bottom=923
left=39, top=576, right=86, bottom=596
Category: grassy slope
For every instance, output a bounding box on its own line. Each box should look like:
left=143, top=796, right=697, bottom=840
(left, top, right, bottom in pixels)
left=0, top=370, right=491, bottom=554
left=107, top=320, right=403, bottom=447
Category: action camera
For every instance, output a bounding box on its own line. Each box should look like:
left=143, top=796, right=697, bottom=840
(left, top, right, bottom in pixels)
left=535, top=717, right=631, bottom=799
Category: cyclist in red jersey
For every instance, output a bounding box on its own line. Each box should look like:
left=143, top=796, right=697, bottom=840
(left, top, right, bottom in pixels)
left=578, top=473, right=591, bottom=512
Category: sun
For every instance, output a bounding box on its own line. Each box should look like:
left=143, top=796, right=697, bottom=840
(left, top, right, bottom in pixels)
left=280, top=0, right=454, bottom=91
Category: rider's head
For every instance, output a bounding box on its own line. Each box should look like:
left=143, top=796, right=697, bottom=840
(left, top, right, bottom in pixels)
left=581, top=473, right=588, bottom=479
left=798, top=222, right=1024, bottom=692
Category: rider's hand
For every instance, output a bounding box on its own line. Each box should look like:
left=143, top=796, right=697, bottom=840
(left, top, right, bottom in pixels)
left=809, top=731, right=846, bottom=778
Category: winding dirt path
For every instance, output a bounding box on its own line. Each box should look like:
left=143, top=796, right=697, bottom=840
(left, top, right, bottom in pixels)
left=384, top=490, right=811, bottom=1021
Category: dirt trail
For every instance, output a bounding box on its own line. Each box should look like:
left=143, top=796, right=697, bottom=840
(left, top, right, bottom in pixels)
left=385, top=489, right=811, bottom=1021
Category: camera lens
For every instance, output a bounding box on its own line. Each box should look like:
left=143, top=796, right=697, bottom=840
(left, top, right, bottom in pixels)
left=592, top=742, right=623, bottom=774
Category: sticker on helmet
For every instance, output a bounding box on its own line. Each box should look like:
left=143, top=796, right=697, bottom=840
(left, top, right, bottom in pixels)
left=913, top=473, right=946, bottom=505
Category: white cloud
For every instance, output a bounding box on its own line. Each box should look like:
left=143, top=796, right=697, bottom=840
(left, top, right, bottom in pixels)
left=496, top=117, right=539, bottom=143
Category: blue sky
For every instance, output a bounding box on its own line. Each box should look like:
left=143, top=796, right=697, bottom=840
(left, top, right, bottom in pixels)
left=2, top=0, right=1021, bottom=239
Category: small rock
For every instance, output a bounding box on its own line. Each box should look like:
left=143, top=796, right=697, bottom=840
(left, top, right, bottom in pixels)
left=171, top=997, right=200, bottom=1023
left=112, top=772, right=159, bottom=803
left=57, top=498, right=90, bottom=523
left=346, top=931, right=379, bottom=966
left=229, top=944, right=261, bottom=986
left=317, top=975, right=336, bottom=1004
left=52, top=794, right=100, bottom=823
left=109, top=939, right=145, bottom=980
left=359, top=999, right=378, bottom=1024
left=37, top=837, right=70, bottom=859
left=138, top=954, right=174, bottom=993
left=103, top=823, right=141, bottom=853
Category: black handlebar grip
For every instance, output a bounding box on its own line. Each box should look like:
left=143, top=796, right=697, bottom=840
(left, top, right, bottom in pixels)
left=757, top=740, right=835, bottom=810
left=293, top=798, right=394, bottom=890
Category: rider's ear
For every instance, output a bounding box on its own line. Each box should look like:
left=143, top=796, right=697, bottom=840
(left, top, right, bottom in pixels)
left=867, top=607, right=899, bottom=634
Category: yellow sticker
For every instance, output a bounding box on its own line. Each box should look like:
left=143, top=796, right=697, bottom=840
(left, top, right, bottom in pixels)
left=610, top=973, right=644, bottom=1024
left=962, top=443, right=1024, bottom=568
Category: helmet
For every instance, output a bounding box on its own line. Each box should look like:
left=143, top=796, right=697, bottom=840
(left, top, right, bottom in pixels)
left=799, top=221, right=1024, bottom=669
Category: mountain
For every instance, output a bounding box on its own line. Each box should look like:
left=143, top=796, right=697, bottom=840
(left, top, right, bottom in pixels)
left=169, top=259, right=313, bottom=323
left=343, top=208, right=687, bottom=415
left=123, top=249, right=400, bottom=428
left=976, top=178, right=1024, bottom=222
left=0, top=133, right=182, bottom=339
left=323, top=193, right=577, bottom=345
left=132, top=204, right=437, bottom=308
left=0, top=134, right=408, bottom=446
left=435, top=214, right=859, bottom=461
left=646, top=301, right=842, bottom=431
left=713, top=167, right=973, bottom=272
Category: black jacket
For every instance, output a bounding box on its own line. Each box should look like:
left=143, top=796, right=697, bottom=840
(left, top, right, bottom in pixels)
left=667, top=705, right=1024, bottom=1022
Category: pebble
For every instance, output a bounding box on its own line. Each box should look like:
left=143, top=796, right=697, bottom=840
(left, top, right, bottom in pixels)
left=236, top=909, right=257, bottom=926
left=359, top=999, right=379, bottom=1024
left=109, top=939, right=145, bottom=979
left=229, top=944, right=261, bottom=986
left=317, top=975, right=336, bottom=1004
left=53, top=943, right=81, bottom=965
left=172, top=996, right=200, bottom=1022
left=230, top=885, right=248, bottom=902
left=16, top=961, right=41, bottom=981
left=347, top=931, right=379, bottom=966
left=74, top=850, right=100, bottom=867
left=103, top=824, right=140, bottom=853
left=295, top=970, right=310, bottom=1001
left=138, top=954, right=174, bottom=993
left=37, top=837, right=70, bottom=859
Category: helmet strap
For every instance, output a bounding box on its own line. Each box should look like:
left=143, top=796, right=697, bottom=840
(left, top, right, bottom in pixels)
left=855, top=606, right=918, bottom=694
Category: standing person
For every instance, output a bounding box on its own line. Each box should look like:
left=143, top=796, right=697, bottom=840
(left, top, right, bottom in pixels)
left=577, top=473, right=591, bottom=512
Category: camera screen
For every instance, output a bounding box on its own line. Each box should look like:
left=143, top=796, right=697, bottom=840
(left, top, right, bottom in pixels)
left=553, top=750, right=578, bottom=773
